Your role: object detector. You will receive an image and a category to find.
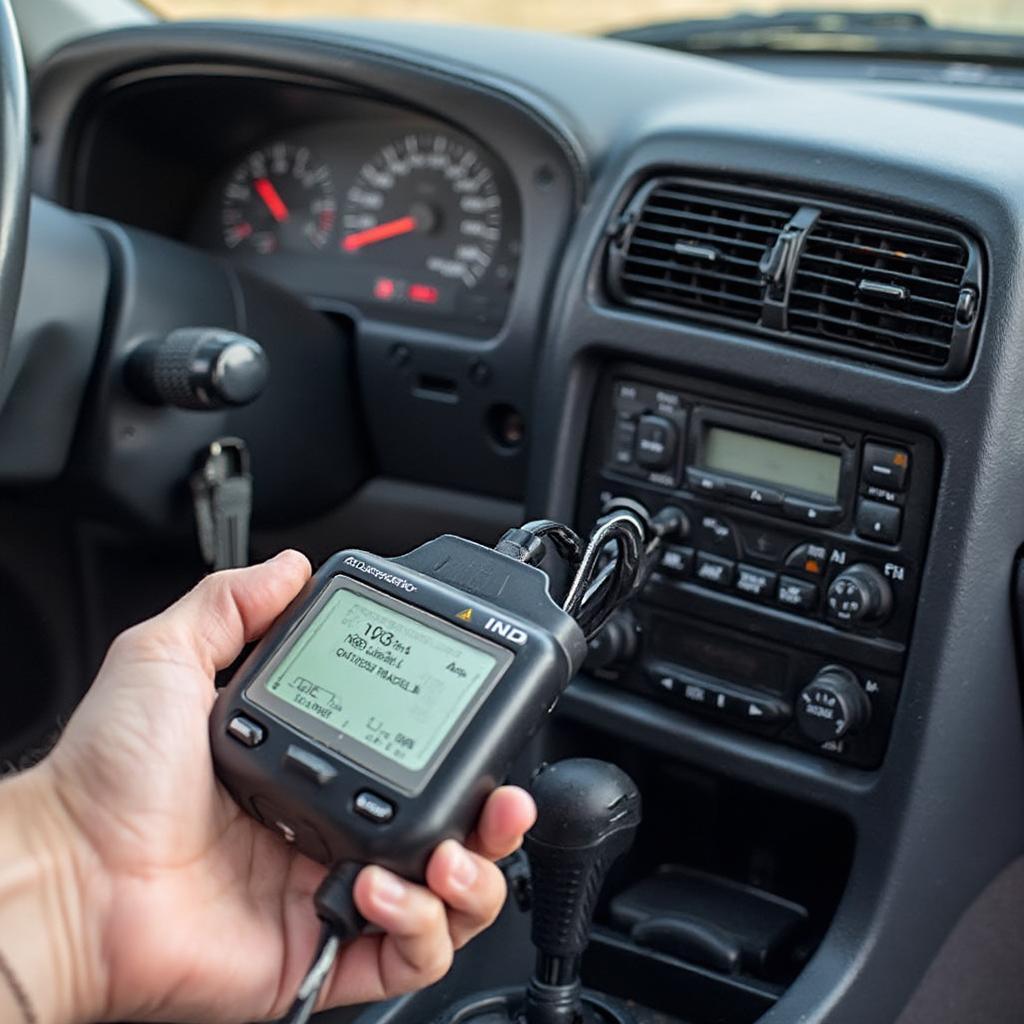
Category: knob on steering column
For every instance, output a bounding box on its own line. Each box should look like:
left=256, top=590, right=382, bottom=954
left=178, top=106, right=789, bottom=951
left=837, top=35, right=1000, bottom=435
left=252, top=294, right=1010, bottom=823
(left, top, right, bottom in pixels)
left=126, top=327, right=269, bottom=410
left=523, top=759, right=642, bottom=1024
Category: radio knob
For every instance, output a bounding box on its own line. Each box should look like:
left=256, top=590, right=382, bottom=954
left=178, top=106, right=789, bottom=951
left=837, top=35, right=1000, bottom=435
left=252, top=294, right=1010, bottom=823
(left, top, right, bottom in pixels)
left=796, top=666, right=871, bottom=744
left=826, top=563, right=893, bottom=626
left=585, top=610, right=638, bottom=671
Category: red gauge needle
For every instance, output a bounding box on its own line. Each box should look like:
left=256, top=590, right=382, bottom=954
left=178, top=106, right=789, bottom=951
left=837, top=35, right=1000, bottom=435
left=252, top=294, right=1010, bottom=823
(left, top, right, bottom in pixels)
left=253, top=177, right=289, bottom=223
left=342, top=215, right=419, bottom=252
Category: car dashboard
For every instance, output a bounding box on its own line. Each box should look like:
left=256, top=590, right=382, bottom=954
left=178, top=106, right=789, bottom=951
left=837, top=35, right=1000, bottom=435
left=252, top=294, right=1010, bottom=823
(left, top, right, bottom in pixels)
left=17, top=16, right=1024, bottom=1024
left=71, top=72, right=522, bottom=336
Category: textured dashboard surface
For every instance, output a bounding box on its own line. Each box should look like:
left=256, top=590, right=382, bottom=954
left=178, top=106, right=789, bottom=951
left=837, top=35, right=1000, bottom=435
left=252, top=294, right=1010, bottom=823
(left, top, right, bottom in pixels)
left=27, top=19, right=1024, bottom=1024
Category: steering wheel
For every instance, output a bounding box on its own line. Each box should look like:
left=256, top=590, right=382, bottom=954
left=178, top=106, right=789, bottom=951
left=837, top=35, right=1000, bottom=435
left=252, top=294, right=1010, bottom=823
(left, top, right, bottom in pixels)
left=0, top=0, right=29, bottom=381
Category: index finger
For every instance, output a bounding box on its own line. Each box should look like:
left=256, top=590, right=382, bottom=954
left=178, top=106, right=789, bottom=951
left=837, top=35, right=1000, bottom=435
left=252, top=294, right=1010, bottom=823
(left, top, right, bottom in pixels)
left=465, top=786, right=536, bottom=861
left=124, top=549, right=312, bottom=677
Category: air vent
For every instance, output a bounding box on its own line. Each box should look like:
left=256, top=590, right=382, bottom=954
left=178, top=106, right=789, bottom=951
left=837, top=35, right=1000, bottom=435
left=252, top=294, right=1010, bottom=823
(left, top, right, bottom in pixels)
left=607, top=176, right=983, bottom=378
left=790, top=213, right=975, bottom=369
left=611, top=179, right=799, bottom=323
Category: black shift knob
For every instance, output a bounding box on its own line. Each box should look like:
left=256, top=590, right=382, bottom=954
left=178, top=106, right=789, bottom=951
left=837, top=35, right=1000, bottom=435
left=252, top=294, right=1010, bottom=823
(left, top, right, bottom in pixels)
left=526, top=759, right=642, bottom=963
left=127, top=327, right=269, bottom=410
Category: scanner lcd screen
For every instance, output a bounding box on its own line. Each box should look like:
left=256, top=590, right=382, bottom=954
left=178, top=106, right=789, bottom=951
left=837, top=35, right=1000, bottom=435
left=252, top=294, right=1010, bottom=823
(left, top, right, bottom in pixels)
left=247, top=579, right=511, bottom=789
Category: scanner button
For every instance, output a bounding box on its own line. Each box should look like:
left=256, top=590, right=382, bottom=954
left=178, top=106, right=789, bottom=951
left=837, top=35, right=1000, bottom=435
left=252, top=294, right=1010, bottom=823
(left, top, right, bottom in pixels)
left=283, top=744, right=337, bottom=786
left=355, top=790, right=396, bottom=824
left=251, top=797, right=331, bottom=861
left=227, top=714, right=265, bottom=748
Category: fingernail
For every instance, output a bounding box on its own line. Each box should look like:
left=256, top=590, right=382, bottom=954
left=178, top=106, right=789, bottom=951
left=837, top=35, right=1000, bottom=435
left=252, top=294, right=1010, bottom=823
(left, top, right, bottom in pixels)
left=448, top=845, right=478, bottom=892
left=372, top=870, right=407, bottom=910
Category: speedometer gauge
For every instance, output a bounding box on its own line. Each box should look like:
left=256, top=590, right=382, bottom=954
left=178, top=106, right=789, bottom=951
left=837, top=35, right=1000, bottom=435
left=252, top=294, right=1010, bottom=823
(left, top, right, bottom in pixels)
left=221, top=142, right=336, bottom=255
left=341, top=132, right=503, bottom=291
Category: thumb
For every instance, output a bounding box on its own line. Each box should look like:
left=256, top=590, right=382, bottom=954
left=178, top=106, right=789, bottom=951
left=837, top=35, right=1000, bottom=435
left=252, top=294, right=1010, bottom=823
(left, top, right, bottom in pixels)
left=138, top=550, right=312, bottom=677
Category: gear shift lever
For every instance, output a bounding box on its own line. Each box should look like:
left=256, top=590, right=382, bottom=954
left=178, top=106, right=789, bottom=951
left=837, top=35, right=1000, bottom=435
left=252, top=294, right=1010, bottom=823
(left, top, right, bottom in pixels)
left=522, top=759, right=642, bottom=1024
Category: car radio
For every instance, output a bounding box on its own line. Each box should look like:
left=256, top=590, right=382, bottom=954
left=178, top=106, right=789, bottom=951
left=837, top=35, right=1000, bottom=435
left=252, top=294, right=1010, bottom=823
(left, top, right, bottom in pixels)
left=578, top=367, right=937, bottom=768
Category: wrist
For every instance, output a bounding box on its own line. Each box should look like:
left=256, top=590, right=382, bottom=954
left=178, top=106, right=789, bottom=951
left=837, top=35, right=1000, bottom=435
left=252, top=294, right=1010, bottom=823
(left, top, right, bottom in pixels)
left=0, top=764, right=107, bottom=1024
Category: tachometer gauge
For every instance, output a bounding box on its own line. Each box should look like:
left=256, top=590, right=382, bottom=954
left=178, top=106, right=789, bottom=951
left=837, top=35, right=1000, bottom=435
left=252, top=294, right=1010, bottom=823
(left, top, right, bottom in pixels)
left=341, top=132, right=504, bottom=291
left=221, top=142, right=336, bottom=255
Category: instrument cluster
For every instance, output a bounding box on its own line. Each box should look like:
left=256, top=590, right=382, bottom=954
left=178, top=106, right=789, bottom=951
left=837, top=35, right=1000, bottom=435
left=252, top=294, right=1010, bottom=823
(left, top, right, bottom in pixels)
left=190, top=114, right=521, bottom=336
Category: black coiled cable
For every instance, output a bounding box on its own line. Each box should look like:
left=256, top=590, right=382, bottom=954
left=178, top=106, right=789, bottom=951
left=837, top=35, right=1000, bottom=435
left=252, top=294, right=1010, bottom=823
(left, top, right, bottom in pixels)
left=282, top=864, right=365, bottom=1024
left=495, top=501, right=686, bottom=642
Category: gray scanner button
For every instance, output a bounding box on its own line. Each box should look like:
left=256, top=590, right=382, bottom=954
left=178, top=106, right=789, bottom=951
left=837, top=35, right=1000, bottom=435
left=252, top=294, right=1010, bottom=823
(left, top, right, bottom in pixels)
left=283, top=744, right=337, bottom=785
left=355, top=790, right=396, bottom=824
left=227, top=714, right=265, bottom=748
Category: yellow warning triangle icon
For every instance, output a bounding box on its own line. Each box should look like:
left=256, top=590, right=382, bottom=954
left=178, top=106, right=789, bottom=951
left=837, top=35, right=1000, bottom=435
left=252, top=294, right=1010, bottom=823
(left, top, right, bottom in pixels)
left=456, top=608, right=473, bottom=622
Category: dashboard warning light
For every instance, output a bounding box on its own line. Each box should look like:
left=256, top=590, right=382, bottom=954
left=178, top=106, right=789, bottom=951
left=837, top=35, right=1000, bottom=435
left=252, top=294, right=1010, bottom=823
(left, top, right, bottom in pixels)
left=409, top=283, right=440, bottom=305
left=373, top=277, right=396, bottom=300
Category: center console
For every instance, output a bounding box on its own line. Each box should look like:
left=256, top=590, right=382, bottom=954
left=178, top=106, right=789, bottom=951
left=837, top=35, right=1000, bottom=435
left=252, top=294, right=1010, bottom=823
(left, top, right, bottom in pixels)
left=578, top=364, right=937, bottom=768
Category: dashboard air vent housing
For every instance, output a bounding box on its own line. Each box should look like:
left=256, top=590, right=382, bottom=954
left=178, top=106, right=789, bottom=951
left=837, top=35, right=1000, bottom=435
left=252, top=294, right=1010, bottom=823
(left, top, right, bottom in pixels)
left=789, top=213, right=974, bottom=370
left=611, top=179, right=799, bottom=324
left=607, top=176, right=983, bottom=378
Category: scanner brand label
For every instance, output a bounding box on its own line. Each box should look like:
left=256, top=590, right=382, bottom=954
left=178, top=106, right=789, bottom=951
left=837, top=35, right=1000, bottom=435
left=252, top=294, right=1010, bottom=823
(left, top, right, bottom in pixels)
left=344, top=557, right=418, bottom=592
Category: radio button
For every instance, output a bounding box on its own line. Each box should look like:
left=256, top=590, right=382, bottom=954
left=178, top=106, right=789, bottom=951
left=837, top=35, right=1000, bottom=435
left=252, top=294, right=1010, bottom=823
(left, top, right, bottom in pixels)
left=784, top=542, right=830, bottom=577
left=354, top=790, right=396, bottom=825
left=855, top=499, right=902, bottom=543
left=681, top=679, right=719, bottom=709
left=826, top=564, right=893, bottom=625
left=777, top=575, right=819, bottom=612
left=695, top=552, right=736, bottom=588
left=613, top=380, right=647, bottom=415
left=725, top=480, right=783, bottom=507
left=610, top=417, right=637, bottom=468
left=686, top=467, right=725, bottom=495
left=635, top=414, right=677, bottom=470
left=782, top=496, right=843, bottom=526
left=695, top=514, right=739, bottom=557
left=737, top=524, right=790, bottom=563
left=735, top=564, right=777, bottom=600
left=659, top=545, right=694, bottom=577
left=796, top=667, right=871, bottom=744
left=863, top=443, right=910, bottom=491
left=725, top=693, right=790, bottom=725
left=646, top=668, right=730, bottom=715
left=648, top=668, right=682, bottom=698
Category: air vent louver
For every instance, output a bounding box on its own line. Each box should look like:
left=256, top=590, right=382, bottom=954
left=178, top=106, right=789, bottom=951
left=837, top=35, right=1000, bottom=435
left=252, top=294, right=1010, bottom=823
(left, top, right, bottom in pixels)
left=608, top=176, right=982, bottom=378
left=790, top=213, right=972, bottom=368
left=615, top=181, right=799, bottom=323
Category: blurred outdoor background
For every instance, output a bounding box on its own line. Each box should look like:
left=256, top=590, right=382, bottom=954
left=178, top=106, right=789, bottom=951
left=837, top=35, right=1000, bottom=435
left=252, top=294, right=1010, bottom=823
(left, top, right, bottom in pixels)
left=144, top=0, right=1024, bottom=36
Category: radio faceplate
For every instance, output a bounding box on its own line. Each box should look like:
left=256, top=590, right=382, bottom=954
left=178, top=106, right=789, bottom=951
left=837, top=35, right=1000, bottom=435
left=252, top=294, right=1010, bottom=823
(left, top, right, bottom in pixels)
left=579, top=366, right=937, bottom=768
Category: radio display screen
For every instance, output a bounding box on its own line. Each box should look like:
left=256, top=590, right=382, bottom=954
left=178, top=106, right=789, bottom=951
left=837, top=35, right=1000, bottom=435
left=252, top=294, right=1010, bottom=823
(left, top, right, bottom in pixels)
left=703, top=426, right=841, bottom=500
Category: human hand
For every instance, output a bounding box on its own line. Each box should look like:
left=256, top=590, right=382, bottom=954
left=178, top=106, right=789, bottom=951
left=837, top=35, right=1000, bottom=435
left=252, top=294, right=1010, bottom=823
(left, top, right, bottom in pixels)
left=3, top=552, right=535, bottom=1024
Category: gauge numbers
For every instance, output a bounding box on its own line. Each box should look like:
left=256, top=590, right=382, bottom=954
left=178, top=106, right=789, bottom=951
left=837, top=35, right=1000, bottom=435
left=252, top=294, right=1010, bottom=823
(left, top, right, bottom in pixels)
left=341, top=132, right=503, bottom=290
left=221, top=142, right=337, bottom=255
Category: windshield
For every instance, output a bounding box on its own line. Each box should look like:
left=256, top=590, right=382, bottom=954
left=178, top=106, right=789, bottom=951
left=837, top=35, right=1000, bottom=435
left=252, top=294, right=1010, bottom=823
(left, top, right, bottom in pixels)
left=146, top=2, right=1024, bottom=37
